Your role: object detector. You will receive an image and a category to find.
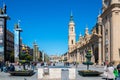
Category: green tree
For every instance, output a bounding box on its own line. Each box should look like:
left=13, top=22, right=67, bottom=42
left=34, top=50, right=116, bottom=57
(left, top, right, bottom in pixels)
left=44, top=54, right=49, bottom=62
left=25, top=54, right=33, bottom=61
left=19, top=52, right=33, bottom=61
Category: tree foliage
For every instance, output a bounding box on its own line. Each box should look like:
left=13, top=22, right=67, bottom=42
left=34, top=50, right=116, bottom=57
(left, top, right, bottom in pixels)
left=20, top=52, right=33, bottom=61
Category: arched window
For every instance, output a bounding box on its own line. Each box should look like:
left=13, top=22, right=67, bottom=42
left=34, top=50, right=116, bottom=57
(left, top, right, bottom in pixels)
left=71, top=40, right=74, bottom=44
left=71, top=27, right=73, bottom=32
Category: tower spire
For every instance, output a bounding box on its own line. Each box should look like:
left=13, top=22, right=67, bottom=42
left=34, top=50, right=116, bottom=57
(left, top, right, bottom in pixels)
left=79, top=33, right=82, bottom=37
left=70, top=10, right=73, bottom=21
left=85, top=24, right=89, bottom=35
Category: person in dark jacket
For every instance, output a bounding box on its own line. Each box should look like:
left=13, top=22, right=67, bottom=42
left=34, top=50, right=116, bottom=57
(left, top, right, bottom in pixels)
left=0, top=61, right=4, bottom=72
left=117, top=63, right=120, bottom=77
left=9, top=64, right=15, bottom=72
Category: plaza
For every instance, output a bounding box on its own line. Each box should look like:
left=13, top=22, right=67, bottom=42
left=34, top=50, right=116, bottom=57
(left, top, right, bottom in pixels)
left=0, top=0, right=120, bottom=80
left=0, top=63, right=105, bottom=80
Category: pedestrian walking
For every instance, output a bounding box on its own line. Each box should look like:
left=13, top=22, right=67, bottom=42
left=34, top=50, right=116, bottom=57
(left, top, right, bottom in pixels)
left=117, top=62, right=120, bottom=77
left=105, top=62, right=115, bottom=80
left=102, top=63, right=109, bottom=79
left=0, top=61, right=4, bottom=72
left=114, top=68, right=119, bottom=80
left=9, top=64, right=15, bottom=72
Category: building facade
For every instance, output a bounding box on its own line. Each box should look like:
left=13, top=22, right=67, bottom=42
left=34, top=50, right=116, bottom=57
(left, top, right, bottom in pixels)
left=68, top=0, right=120, bottom=65
left=49, top=55, right=61, bottom=63
left=6, top=30, right=14, bottom=62
left=33, top=42, right=39, bottom=62
left=61, top=52, right=67, bottom=62
left=0, top=4, right=11, bottom=62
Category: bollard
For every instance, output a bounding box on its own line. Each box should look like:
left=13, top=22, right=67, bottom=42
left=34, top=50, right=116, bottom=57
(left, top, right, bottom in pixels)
left=61, top=68, right=69, bottom=80
left=43, top=66, right=49, bottom=75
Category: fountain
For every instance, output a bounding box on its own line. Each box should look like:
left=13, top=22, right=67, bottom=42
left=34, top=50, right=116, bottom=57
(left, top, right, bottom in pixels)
left=78, top=50, right=102, bottom=76
left=82, top=50, right=94, bottom=70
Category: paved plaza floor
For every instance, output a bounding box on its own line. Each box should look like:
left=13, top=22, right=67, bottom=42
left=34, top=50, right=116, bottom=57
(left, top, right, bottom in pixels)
left=0, top=63, right=105, bottom=80
left=76, top=64, right=104, bottom=80
left=0, top=71, right=37, bottom=80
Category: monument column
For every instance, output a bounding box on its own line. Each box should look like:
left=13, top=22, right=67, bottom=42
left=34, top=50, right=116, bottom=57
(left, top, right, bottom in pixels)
left=14, top=21, right=22, bottom=62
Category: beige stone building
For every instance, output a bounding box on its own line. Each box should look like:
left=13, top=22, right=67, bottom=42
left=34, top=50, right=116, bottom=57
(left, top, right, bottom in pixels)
left=49, top=55, right=61, bottom=63
left=33, top=42, right=39, bottom=62
left=61, top=52, right=67, bottom=62
left=68, top=0, right=120, bottom=65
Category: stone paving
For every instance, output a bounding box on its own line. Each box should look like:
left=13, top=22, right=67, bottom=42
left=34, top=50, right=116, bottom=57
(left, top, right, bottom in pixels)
left=76, top=64, right=104, bottom=80
left=0, top=63, right=105, bottom=80
left=0, top=71, right=37, bottom=80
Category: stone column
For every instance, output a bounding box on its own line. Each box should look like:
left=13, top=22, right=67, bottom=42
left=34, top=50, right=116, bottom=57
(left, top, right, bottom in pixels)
left=74, top=51, right=76, bottom=62
left=83, top=50, right=86, bottom=62
left=98, top=38, right=102, bottom=65
left=79, top=53, right=82, bottom=63
left=69, top=53, right=71, bottom=63
left=77, top=49, right=80, bottom=63
left=81, top=53, right=83, bottom=62
left=67, top=52, right=69, bottom=62
left=70, top=53, right=73, bottom=63
left=102, top=25, right=105, bottom=62
left=90, top=46, right=95, bottom=63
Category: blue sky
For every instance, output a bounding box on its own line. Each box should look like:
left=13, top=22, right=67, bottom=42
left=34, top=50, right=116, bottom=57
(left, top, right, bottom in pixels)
left=0, top=0, right=102, bottom=56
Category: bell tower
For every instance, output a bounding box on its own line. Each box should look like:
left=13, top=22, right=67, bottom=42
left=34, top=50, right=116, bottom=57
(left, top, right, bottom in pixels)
left=68, top=11, right=76, bottom=53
